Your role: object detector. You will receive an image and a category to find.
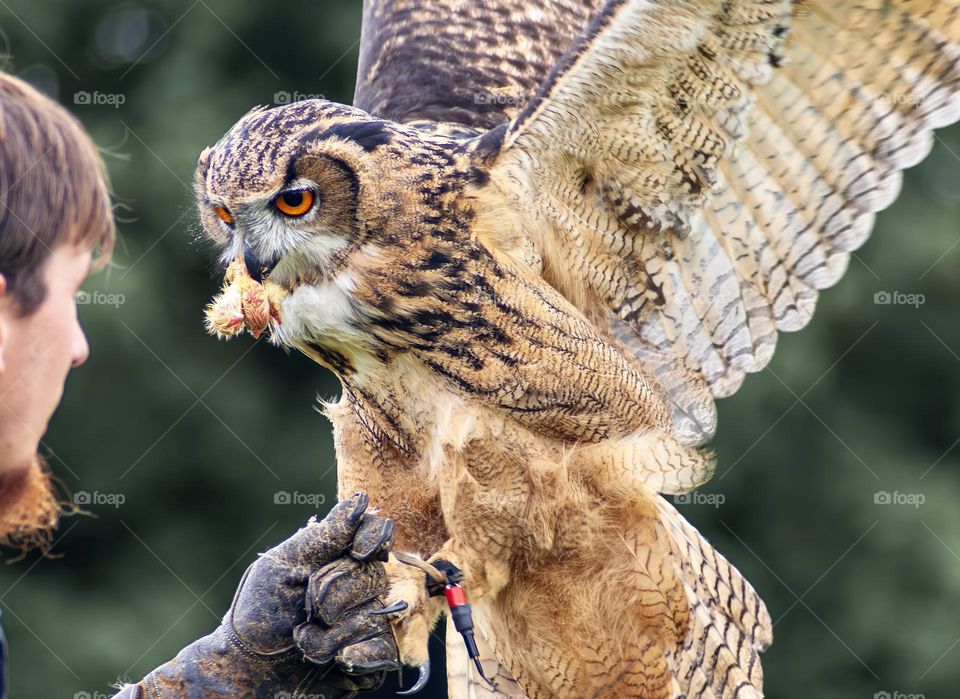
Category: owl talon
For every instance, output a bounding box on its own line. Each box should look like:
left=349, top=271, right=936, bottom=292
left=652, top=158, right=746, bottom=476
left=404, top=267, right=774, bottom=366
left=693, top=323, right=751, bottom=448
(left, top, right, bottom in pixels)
left=396, top=658, right=430, bottom=695
left=371, top=599, right=409, bottom=617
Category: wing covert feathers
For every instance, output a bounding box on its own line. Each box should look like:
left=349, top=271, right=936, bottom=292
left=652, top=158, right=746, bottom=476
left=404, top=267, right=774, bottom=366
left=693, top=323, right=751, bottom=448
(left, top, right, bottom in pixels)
left=354, top=0, right=599, bottom=128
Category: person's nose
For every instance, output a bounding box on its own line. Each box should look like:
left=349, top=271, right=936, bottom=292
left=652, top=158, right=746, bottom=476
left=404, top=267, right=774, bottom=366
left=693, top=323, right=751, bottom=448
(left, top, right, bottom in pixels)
left=71, top=320, right=90, bottom=367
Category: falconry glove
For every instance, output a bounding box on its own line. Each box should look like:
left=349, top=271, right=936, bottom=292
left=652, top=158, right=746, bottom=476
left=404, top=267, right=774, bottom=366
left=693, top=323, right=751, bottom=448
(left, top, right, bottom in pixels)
left=114, top=492, right=399, bottom=698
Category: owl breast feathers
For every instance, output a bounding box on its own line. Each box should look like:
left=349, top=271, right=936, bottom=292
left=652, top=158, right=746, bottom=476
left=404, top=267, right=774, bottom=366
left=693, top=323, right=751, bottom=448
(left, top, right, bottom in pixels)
left=196, top=1, right=960, bottom=697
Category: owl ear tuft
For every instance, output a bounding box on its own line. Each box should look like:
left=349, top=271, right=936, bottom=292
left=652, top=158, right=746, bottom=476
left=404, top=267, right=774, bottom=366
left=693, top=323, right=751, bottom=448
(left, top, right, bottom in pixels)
left=196, top=146, right=212, bottom=172
left=194, top=147, right=213, bottom=198
left=241, top=104, right=272, bottom=119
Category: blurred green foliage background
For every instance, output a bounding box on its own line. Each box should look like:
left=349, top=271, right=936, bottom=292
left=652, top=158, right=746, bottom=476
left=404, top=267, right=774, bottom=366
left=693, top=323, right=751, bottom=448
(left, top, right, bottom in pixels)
left=0, top=1, right=958, bottom=697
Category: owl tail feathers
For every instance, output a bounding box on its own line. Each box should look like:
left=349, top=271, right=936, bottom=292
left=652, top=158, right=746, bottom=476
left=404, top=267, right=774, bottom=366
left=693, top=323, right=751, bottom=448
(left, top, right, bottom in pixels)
left=656, top=498, right=773, bottom=698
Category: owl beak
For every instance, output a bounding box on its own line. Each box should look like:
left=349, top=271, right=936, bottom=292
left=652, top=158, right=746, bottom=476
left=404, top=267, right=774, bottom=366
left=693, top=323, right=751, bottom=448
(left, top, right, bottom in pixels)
left=242, top=243, right=274, bottom=283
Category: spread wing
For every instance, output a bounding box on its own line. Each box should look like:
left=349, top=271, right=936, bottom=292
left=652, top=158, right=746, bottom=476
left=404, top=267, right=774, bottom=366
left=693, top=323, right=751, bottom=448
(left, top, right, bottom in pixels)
left=474, top=0, right=960, bottom=445
left=354, top=0, right=600, bottom=128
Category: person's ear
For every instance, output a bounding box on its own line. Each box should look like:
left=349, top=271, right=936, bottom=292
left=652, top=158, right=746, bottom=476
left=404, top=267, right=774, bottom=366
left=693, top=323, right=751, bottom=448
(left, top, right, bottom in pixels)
left=0, top=274, right=9, bottom=373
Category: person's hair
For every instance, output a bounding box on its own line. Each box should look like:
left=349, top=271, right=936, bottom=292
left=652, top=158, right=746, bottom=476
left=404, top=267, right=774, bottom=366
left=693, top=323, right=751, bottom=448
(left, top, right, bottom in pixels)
left=0, top=72, right=115, bottom=315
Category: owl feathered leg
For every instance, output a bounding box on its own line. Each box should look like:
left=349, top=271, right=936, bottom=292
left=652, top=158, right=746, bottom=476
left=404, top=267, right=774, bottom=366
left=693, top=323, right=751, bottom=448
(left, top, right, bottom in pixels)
left=420, top=417, right=769, bottom=698
left=384, top=536, right=512, bottom=671
left=332, top=392, right=770, bottom=696
left=383, top=554, right=444, bottom=668
left=460, top=495, right=770, bottom=699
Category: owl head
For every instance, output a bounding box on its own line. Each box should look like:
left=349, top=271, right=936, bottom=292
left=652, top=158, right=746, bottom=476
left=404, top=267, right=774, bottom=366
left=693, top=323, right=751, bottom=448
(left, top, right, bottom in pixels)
left=196, top=100, right=405, bottom=284
left=195, top=99, right=490, bottom=370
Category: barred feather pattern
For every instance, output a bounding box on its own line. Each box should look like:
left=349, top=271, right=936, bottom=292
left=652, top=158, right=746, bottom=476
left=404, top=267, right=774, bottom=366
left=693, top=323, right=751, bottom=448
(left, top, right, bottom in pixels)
left=656, top=500, right=773, bottom=697
left=196, top=1, right=960, bottom=697
left=479, top=0, right=960, bottom=446
left=355, top=0, right=595, bottom=129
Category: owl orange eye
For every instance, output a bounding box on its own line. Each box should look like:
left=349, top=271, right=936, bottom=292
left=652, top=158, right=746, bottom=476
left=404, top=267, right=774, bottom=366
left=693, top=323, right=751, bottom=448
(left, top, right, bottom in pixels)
left=274, top=189, right=314, bottom=217
left=214, top=205, right=234, bottom=225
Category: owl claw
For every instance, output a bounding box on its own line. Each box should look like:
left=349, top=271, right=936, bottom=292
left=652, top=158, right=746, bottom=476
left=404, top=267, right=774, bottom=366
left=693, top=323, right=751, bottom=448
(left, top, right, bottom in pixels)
left=370, top=599, right=409, bottom=617
left=396, top=658, right=430, bottom=695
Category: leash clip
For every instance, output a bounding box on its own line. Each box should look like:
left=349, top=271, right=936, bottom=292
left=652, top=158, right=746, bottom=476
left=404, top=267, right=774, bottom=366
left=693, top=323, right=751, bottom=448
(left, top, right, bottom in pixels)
left=426, top=561, right=493, bottom=687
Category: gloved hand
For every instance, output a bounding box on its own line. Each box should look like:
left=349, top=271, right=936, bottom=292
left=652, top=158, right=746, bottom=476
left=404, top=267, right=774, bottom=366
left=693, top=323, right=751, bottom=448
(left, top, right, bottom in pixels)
left=115, top=492, right=399, bottom=698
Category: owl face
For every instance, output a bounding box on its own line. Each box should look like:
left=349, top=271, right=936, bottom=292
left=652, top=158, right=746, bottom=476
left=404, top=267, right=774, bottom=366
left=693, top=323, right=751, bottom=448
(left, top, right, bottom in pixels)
left=194, top=99, right=479, bottom=367
left=195, top=100, right=385, bottom=291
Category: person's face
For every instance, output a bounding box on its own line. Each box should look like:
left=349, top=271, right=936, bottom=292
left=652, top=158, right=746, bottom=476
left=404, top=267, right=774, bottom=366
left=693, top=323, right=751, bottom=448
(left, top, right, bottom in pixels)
left=0, top=244, right=92, bottom=472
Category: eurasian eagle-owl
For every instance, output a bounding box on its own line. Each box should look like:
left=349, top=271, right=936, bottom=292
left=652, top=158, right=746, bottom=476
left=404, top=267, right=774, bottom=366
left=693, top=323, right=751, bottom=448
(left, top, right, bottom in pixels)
left=196, top=1, right=960, bottom=696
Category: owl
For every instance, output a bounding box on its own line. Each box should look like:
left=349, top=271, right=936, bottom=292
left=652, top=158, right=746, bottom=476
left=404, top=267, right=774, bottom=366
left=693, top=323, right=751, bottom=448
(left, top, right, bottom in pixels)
left=196, top=1, right=960, bottom=697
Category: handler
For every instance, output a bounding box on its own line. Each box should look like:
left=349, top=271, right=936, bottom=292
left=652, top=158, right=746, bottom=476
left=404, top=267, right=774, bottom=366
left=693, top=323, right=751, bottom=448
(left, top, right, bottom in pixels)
left=0, top=72, right=400, bottom=697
